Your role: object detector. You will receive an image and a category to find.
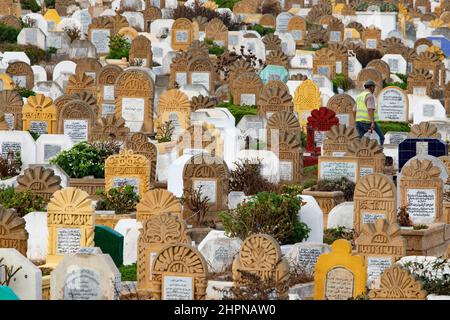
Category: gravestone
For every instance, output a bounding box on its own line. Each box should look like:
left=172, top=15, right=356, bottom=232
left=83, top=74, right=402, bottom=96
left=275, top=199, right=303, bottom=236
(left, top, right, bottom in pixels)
left=382, top=54, right=407, bottom=74
left=353, top=173, right=397, bottom=236
left=399, top=159, right=443, bottom=224
left=156, top=89, right=191, bottom=137
left=137, top=212, right=190, bottom=293
left=232, top=234, right=290, bottom=299
left=114, top=219, right=140, bottom=266
left=6, top=61, right=34, bottom=90
left=65, top=72, right=96, bottom=96
left=22, top=94, right=57, bottom=135
left=346, top=137, right=385, bottom=177
left=0, top=131, right=36, bottom=166
left=326, top=94, right=356, bottom=127
left=90, top=115, right=130, bottom=143
left=276, top=12, right=293, bottom=33
left=57, top=99, right=95, bottom=143
left=171, top=18, right=193, bottom=51
left=293, top=79, right=321, bottom=127
left=130, top=35, right=153, bottom=68
left=188, top=56, right=214, bottom=92
left=182, top=154, right=230, bottom=213
left=362, top=26, right=381, bottom=49
left=17, top=28, right=47, bottom=50
left=35, top=134, right=73, bottom=163
left=322, top=124, right=359, bottom=157
left=205, top=18, right=228, bottom=48
left=136, top=188, right=182, bottom=222
left=0, top=248, right=41, bottom=300
left=94, top=225, right=124, bottom=268
left=75, top=58, right=102, bottom=82
left=313, top=48, right=336, bottom=79
left=398, top=138, right=447, bottom=170
left=0, top=206, right=28, bottom=257
left=97, top=65, right=123, bottom=117
left=287, top=16, right=306, bottom=46
left=286, top=243, right=331, bottom=274
left=318, top=156, right=360, bottom=182
left=47, top=188, right=95, bottom=265
left=16, top=166, right=62, bottom=201
left=150, top=243, right=207, bottom=300
left=0, top=90, right=24, bottom=130
left=356, top=68, right=383, bottom=95
left=407, top=69, right=434, bottom=97
left=257, top=81, right=293, bottom=118
left=377, top=87, right=409, bottom=122
left=355, top=219, right=406, bottom=289
left=313, top=239, right=366, bottom=300
left=105, top=149, right=151, bottom=197
left=114, top=70, right=155, bottom=133
left=124, top=133, right=157, bottom=183
left=306, top=107, right=339, bottom=155
left=50, top=251, right=121, bottom=300
left=230, top=72, right=263, bottom=107
left=88, top=16, right=113, bottom=55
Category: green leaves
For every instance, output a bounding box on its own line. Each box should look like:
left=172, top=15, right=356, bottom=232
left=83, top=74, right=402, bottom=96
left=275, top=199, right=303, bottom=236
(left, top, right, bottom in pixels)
left=0, top=187, right=46, bottom=217
left=0, top=23, right=21, bottom=44
left=95, top=185, right=140, bottom=215
left=106, top=34, right=131, bottom=60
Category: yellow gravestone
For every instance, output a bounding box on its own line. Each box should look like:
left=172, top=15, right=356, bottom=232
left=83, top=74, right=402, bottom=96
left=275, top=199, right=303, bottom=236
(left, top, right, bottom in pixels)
left=0, top=73, right=15, bottom=90
left=314, top=239, right=366, bottom=300
left=43, top=9, right=61, bottom=32
left=294, top=79, right=321, bottom=128
left=22, top=94, right=57, bottom=135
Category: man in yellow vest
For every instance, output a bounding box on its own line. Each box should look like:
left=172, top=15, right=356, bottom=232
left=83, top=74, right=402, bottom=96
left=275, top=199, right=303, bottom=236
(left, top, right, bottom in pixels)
left=355, top=80, right=385, bottom=145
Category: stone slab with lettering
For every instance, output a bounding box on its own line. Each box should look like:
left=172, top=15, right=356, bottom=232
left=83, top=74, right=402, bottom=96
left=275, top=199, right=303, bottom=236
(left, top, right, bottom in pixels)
left=377, top=87, right=408, bottom=122
left=50, top=252, right=121, bottom=300
left=381, top=54, right=407, bottom=74
left=318, top=156, right=359, bottom=182
left=0, top=248, right=42, bottom=300
left=17, top=28, right=47, bottom=50
left=35, top=134, right=74, bottom=163
left=384, top=132, right=409, bottom=145
left=33, top=81, right=64, bottom=101
left=298, top=195, right=324, bottom=244
left=286, top=243, right=330, bottom=274
left=198, top=230, right=242, bottom=273
left=114, top=219, right=142, bottom=266
left=327, top=202, right=354, bottom=229
left=46, top=32, right=71, bottom=54
left=0, top=131, right=36, bottom=167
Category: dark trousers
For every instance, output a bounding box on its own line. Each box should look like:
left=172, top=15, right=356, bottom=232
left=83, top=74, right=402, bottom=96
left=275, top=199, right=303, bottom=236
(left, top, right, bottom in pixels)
left=356, top=121, right=385, bottom=145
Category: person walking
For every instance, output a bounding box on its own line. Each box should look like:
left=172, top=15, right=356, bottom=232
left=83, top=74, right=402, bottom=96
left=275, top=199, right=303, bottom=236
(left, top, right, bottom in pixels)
left=355, top=80, right=385, bottom=145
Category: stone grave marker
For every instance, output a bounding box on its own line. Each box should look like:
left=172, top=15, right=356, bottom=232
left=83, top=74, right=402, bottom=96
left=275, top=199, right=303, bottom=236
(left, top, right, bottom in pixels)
left=318, top=156, right=360, bottom=182
left=377, top=86, right=408, bottom=123
left=136, top=188, right=182, bottom=222
left=205, top=18, right=228, bottom=48
left=382, top=54, right=407, bottom=75
left=327, top=17, right=344, bottom=44
left=346, top=137, right=385, bottom=177
left=187, top=56, right=214, bottom=92
left=326, top=93, right=356, bottom=127
left=313, top=239, right=366, bottom=300
left=286, top=243, right=331, bottom=275
left=16, top=166, right=62, bottom=201
left=6, top=61, right=34, bottom=90
left=257, top=81, right=293, bottom=118
left=156, top=89, right=191, bottom=138
left=97, top=65, right=123, bottom=118
left=143, top=6, right=162, bottom=32
left=306, top=107, right=339, bottom=156
left=175, top=123, right=223, bottom=159
left=322, top=124, right=359, bottom=157
left=232, top=234, right=290, bottom=299
left=399, top=159, right=443, bottom=224
left=35, top=134, right=74, bottom=163
left=182, top=154, right=229, bottom=213
left=230, top=72, right=263, bottom=107
left=105, top=149, right=151, bottom=197
left=90, top=115, right=130, bottom=143
left=0, top=90, right=24, bottom=130
left=362, top=26, right=381, bottom=49
left=75, top=58, right=102, bottom=82
left=367, top=59, right=391, bottom=83
left=171, top=18, right=193, bottom=51
left=368, top=265, right=427, bottom=300
left=275, top=12, right=293, bottom=33
left=293, top=79, right=321, bottom=127
left=124, top=132, right=157, bottom=183
left=288, top=16, right=306, bottom=47
left=88, top=16, right=114, bottom=55
left=355, top=219, right=406, bottom=289
left=413, top=51, right=444, bottom=87
left=0, top=131, right=36, bottom=166
left=0, top=206, right=28, bottom=257
left=356, top=68, right=383, bottom=95
left=407, top=69, right=434, bottom=97
left=17, top=28, right=47, bottom=50
left=384, top=132, right=408, bottom=145
left=0, top=248, right=41, bottom=300
left=65, top=72, right=96, bottom=96
left=150, top=243, right=207, bottom=300
left=114, top=219, right=140, bottom=266
left=259, top=14, right=276, bottom=29
left=130, top=35, right=153, bottom=68
left=22, top=94, right=57, bottom=135
left=57, top=99, right=95, bottom=143
left=47, top=188, right=95, bottom=265
left=50, top=251, right=121, bottom=300
left=33, top=81, right=64, bottom=101
left=114, top=69, right=155, bottom=133
left=137, top=212, right=190, bottom=293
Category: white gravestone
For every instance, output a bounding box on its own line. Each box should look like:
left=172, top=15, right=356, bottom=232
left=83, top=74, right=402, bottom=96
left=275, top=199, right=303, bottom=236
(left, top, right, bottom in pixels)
left=23, top=211, right=48, bottom=263
left=114, top=219, right=142, bottom=266
left=298, top=195, right=323, bottom=243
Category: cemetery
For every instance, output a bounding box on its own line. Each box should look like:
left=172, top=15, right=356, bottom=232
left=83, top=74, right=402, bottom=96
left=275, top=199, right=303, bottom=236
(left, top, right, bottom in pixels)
left=1, top=0, right=450, bottom=303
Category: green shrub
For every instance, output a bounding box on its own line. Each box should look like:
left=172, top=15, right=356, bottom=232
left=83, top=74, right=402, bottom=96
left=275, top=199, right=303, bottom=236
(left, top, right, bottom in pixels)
left=0, top=186, right=47, bottom=217
left=44, top=0, right=55, bottom=8
left=377, top=121, right=410, bottom=135
left=214, top=0, right=241, bottom=10
left=385, top=82, right=407, bottom=90
left=323, top=226, right=354, bottom=245
left=0, top=23, right=21, bottom=44
left=95, top=185, right=140, bottom=215
left=0, top=44, right=48, bottom=64
left=311, top=177, right=355, bottom=201
left=16, top=87, right=36, bottom=98
left=355, top=2, right=398, bottom=12
left=50, top=141, right=119, bottom=179
left=332, top=73, right=352, bottom=93
left=220, top=192, right=310, bottom=245
left=106, top=34, right=131, bottom=59
left=20, top=0, right=41, bottom=12
left=217, top=101, right=257, bottom=124
left=119, top=263, right=137, bottom=281
left=204, top=38, right=225, bottom=56
left=249, top=24, right=275, bottom=37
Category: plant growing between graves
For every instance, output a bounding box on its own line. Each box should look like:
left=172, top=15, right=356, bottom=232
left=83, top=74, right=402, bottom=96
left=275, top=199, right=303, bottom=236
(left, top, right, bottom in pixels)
left=44, top=0, right=55, bottom=8
left=355, top=1, right=398, bottom=12
left=0, top=151, right=22, bottom=180
left=385, top=73, right=408, bottom=90
left=402, top=258, right=450, bottom=295
left=95, top=185, right=140, bottom=215
left=0, top=23, right=22, bottom=44
left=15, top=86, right=36, bottom=98
left=180, top=186, right=213, bottom=227
left=220, top=192, right=310, bottom=244
left=0, top=258, right=22, bottom=286
left=310, top=177, right=356, bottom=201
left=20, top=0, right=41, bottom=12
left=63, top=26, right=81, bottom=43
left=228, top=159, right=278, bottom=195
left=204, top=38, right=225, bottom=56
left=397, top=204, right=413, bottom=227
left=0, top=44, right=48, bottom=64
left=413, top=224, right=429, bottom=230
left=249, top=24, right=275, bottom=37
left=156, top=120, right=175, bottom=143
left=50, top=141, right=120, bottom=179
left=106, top=34, right=131, bottom=60
left=377, top=121, right=410, bottom=135
left=217, top=101, right=258, bottom=125
left=332, top=73, right=353, bottom=93
left=0, top=186, right=47, bottom=217
left=323, top=226, right=355, bottom=246
left=119, top=263, right=137, bottom=281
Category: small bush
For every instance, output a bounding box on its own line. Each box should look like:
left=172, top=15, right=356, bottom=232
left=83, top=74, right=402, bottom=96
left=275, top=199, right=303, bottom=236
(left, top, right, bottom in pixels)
left=229, top=159, right=278, bottom=196
left=0, top=44, right=47, bottom=64
left=106, top=34, right=131, bottom=60
left=180, top=186, right=213, bottom=227
left=0, top=23, right=21, bottom=44
left=0, top=186, right=46, bottom=217
left=20, top=0, right=41, bottom=12
left=214, top=0, right=241, bottom=10
left=15, top=87, right=36, bottom=98
left=0, top=151, right=21, bottom=180
left=413, top=224, right=429, bottom=230
left=402, top=258, right=450, bottom=296
left=44, top=0, right=55, bottom=8
left=249, top=24, right=275, bottom=37
left=377, top=121, right=410, bottom=135
left=95, top=185, right=140, bottom=215
left=204, top=38, right=225, bottom=56
left=50, top=141, right=120, bottom=179
left=397, top=205, right=413, bottom=227
left=156, top=120, right=175, bottom=143
left=332, top=73, right=352, bottom=93
left=119, top=263, right=137, bottom=281
left=220, top=192, right=310, bottom=245
left=217, top=101, right=258, bottom=125
left=323, top=227, right=354, bottom=246
left=311, top=177, right=355, bottom=201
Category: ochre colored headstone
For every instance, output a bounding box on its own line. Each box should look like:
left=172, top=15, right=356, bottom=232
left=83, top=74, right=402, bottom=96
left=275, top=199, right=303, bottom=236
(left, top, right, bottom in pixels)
left=0, top=205, right=28, bottom=256
left=136, top=189, right=182, bottom=222
left=22, top=94, right=57, bottom=135
left=293, top=79, right=321, bottom=128
left=171, top=18, right=194, bottom=51
left=16, top=166, right=62, bottom=201
left=322, top=124, right=359, bottom=156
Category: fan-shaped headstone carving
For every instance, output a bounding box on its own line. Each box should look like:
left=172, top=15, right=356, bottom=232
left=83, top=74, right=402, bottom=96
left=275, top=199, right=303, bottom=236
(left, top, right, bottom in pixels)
left=16, top=166, right=62, bottom=201
left=136, top=189, right=182, bottom=221
left=0, top=205, right=28, bottom=256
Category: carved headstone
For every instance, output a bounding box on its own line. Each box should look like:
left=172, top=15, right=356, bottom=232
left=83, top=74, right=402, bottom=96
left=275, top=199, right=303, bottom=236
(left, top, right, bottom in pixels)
left=171, top=18, right=194, bottom=51
left=16, top=166, right=62, bottom=201
left=130, top=35, right=153, bottom=68
left=97, top=65, right=123, bottom=118
left=136, top=189, right=182, bottom=222
left=6, top=61, right=34, bottom=90
left=346, top=137, right=385, bottom=177
left=257, top=81, right=293, bottom=118
left=326, top=94, right=356, bottom=127
left=0, top=90, right=23, bottom=130
left=57, top=99, right=96, bottom=143
left=230, top=72, right=263, bottom=107
left=0, top=206, right=28, bottom=256
left=22, top=94, right=57, bottom=135
left=65, top=72, right=97, bottom=96
left=306, top=107, right=339, bottom=155
left=90, top=114, right=130, bottom=143
left=293, top=79, right=321, bottom=127
left=322, top=124, right=359, bottom=157
left=156, top=89, right=191, bottom=138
